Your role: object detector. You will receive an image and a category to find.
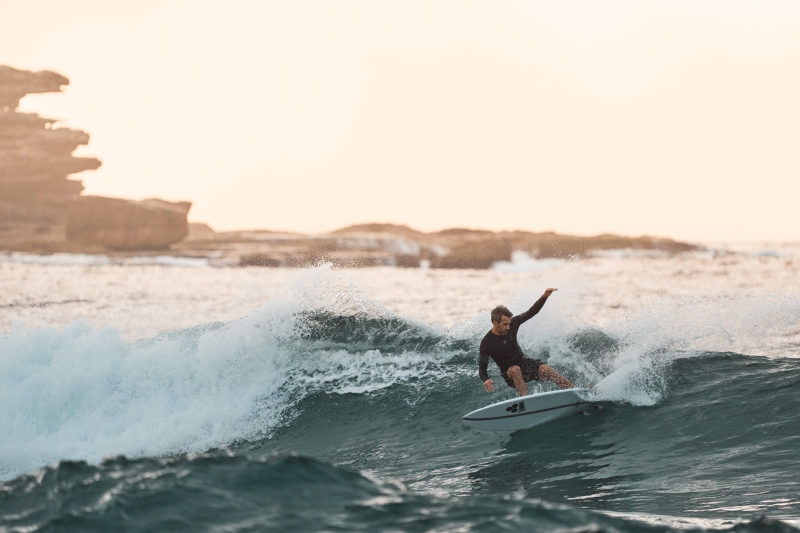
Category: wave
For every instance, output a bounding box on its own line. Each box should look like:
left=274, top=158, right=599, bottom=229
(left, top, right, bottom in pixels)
left=2, top=452, right=797, bottom=533
left=0, top=290, right=463, bottom=480
left=2, top=274, right=799, bottom=490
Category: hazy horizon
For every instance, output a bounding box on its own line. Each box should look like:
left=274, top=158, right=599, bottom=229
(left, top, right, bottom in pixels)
left=5, top=1, right=800, bottom=242
left=186, top=220, right=800, bottom=246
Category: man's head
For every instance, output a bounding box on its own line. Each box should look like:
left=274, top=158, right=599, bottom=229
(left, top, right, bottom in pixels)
left=491, top=305, right=512, bottom=335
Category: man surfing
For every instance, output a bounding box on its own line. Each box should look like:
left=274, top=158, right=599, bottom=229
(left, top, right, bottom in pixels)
left=479, top=288, right=574, bottom=396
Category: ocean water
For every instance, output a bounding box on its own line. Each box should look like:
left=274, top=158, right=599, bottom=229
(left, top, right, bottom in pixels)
left=1, top=245, right=799, bottom=532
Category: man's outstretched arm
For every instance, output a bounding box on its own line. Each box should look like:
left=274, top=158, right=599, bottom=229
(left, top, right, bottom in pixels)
left=514, top=288, right=558, bottom=325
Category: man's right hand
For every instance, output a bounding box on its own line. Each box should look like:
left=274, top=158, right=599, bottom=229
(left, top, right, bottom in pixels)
left=483, top=379, right=494, bottom=393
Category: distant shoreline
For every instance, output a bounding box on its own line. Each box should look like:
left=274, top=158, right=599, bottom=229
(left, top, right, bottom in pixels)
left=1, top=222, right=706, bottom=269
left=6, top=222, right=800, bottom=269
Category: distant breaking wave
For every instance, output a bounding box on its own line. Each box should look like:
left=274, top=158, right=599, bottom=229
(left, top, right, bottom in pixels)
left=0, top=252, right=210, bottom=267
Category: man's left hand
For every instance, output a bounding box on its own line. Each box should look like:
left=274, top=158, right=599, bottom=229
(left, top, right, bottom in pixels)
left=543, top=287, right=558, bottom=298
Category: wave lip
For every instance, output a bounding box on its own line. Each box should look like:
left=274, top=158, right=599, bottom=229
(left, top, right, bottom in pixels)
left=0, top=311, right=295, bottom=481
left=0, top=302, right=460, bottom=481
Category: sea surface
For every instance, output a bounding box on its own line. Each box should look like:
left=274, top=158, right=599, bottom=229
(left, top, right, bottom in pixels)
left=1, top=244, right=799, bottom=532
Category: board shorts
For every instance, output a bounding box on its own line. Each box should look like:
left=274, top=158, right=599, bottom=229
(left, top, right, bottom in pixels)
left=501, top=358, right=543, bottom=387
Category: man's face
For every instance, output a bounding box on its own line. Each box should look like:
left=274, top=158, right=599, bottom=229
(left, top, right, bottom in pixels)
left=493, top=315, right=512, bottom=335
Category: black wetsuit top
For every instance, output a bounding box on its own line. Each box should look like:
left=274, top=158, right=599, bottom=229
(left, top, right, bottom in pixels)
left=479, top=295, right=548, bottom=382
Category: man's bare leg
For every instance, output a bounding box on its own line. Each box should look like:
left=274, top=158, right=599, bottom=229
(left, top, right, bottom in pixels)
left=539, top=364, right=574, bottom=389
left=506, top=365, right=529, bottom=396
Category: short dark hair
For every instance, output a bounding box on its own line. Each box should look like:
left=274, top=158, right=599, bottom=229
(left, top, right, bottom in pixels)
left=491, top=305, right=512, bottom=323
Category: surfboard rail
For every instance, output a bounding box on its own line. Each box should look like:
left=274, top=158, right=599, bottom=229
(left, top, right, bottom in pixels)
left=462, top=387, right=597, bottom=431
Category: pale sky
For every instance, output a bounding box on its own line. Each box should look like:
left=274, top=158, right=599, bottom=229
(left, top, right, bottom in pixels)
left=3, top=0, right=799, bottom=241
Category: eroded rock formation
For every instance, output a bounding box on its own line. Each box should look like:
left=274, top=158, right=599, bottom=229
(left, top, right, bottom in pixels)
left=0, top=66, right=68, bottom=109
left=0, top=65, right=190, bottom=252
left=66, top=197, right=191, bottom=250
left=0, top=66, right=101, bottom=250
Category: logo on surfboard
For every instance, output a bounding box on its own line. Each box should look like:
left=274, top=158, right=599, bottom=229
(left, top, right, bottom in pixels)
left=505, top=401, right=526, bottom=413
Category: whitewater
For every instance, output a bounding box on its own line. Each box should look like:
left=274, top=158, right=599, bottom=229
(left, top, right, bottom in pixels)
left=1, top=244, right=799, bottom=532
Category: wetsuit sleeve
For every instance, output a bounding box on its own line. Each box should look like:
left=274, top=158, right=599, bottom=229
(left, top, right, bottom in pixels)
left=512, top=294, right=549, bottom=327
left=479, top=338, right=491, bottom=382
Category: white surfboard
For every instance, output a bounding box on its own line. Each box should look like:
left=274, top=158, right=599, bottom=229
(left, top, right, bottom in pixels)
left=462, top=388, right=597, bottom=431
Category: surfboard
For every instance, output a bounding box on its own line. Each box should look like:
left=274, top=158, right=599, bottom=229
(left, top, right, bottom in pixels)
left=462, top=388, right=597, bottom=431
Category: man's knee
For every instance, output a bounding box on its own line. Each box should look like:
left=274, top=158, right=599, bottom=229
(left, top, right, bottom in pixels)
left=538, top=364, right=552, bottom=377
left=507, top=365, right=522, bottom=379
left=538, top=364, right=573, bottom=389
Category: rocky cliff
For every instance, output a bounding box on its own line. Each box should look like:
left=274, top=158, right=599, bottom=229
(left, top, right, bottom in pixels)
left=0, top=65, right=189, bottom=252
left=1, top=66, right=99, bottom=250
left=66, top=197, right=191, bottom=251
left=1, top=65, right=698, bottom=263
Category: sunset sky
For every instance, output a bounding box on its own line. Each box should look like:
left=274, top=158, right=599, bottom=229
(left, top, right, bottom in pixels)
left=3, top=1, right=799, bottom=242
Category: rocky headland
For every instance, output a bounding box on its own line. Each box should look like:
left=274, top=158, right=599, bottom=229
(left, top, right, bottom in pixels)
left=2, top=65, right=700, bottom=268
left=0, top=65, right=190, bottom=253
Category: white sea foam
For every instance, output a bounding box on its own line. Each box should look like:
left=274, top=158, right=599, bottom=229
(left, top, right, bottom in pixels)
left=588, top=248, right=671, bottom=259
left=0, top=252, right=112, bottom=266
left=120, top=255, right=211, bottom=267
left=491, top=251, right=564, bottom=273
left=0, top=252, right=210, bottom=267
left=0, top=266, right=453, bottom=481
left=0, top=305, right=291, bottom=480
left=708, top=241, right=800, bottom=260
left=500, top=276, right=800, bottom=406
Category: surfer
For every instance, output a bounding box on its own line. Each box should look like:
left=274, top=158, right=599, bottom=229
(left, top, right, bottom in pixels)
left=479, top=288, right=574, bottom=396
